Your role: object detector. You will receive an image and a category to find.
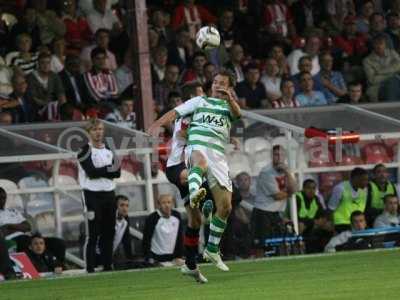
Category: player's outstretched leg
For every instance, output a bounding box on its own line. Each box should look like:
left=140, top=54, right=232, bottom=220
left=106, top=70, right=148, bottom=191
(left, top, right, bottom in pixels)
left=203, top=185, right=232, bottom=271
left=188, top=151, right=208, bottom=208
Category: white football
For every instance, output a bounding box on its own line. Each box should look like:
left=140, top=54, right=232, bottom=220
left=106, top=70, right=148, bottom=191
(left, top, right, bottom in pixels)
left=196, top=26, right=221, bottom=50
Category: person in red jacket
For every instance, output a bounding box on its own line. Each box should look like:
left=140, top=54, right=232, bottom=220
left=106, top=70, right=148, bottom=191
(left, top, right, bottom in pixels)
left=171, top=0, right=216, bottom=40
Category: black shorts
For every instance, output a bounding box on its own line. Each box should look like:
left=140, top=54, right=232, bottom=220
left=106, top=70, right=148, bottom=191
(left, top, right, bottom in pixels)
left=251, top=208, right=284, bottom=248
left=166, top=162, right=189, bottom=199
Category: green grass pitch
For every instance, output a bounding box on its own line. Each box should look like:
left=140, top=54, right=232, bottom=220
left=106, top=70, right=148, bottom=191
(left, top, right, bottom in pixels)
left=2, top=249, right=400, bottom=300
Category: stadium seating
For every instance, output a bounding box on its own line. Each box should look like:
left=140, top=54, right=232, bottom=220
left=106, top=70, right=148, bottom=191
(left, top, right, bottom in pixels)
left=0, top=179, right=24, bottom=210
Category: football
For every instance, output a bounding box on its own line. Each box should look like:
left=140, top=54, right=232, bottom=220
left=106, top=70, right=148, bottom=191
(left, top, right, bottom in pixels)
left=196, top=26, right=221, bottom=50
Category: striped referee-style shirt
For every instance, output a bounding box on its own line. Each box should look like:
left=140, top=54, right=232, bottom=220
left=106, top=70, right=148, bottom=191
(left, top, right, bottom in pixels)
left=174, top=96, right=237, bottom=154
left=6, top=51, right=38, bottom=75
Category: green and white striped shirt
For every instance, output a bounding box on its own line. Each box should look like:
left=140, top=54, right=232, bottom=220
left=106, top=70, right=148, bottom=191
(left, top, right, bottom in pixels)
left=174, top=96, right=237, bottom=154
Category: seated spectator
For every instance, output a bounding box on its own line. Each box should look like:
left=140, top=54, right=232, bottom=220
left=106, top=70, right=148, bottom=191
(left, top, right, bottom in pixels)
left=0, top=58, right=13, bottom=96
left=153, top=64, right=181, bottom=113
left=151, top=46, right=169, bottom=85
left=363, top=34, right=400, bottom=101
left=374, top=194, right=400, bottom=228
left=171, top=0, right=216, bottom=40
left=295, top=72, right=328, bottom=107
left=272, top=78, right=298, bottom=108
left=4, top=73, right=35, bottom=123
left=291, top=56, right=313, bottom=94
left=366, top=164, right=398, bottom=225
left=27, top=52, right=66, bottom=117
left=10, top=8, right=41, bottom=52
left=262, top=0, right=294, bottom=38
left=235, top=171, right=256, bottom=208
left=0, top=111, right=12, bottom=125
left=142, top=194, right=184, bottom=265
left=151, top=8, right=174, bottom=46
left=80, top=28, right=117, bottom=72
left=80, top=47, right=119, bottom=109
left=148, top=27, right=161, bottom=52
left=385, top=12, right=400, bottom=53
left=337, top=81, right=367, bottom=104
left=261, top=58, right=282, bottom=103
left=58, top=55, right=84, bottom=109
left=50, top=37, right=66, bottom=73
left=115, top=50, right=134, bottom=96
left=313, top=52, right=347, bottom=104
left=167, top=28, right=193, bottom=72
left=61, top=0, right=92, bottom=51
left=333, top=15, right=368, bottom=67
left=110, top=195, right=134, bottom=268
left=270, top=44, right=289, bottom=78
left=328, top=168, right=369, bottom=233
left=218, top=8, right=240, bottom=52
left=159, top=91, right=183, bottom=117
left=251, top=145, right=297, bottom=257
left=105, top=97, right=136, bottom=129
left=26, top=233, right=63, bottom=274
left=203, top=62, right=216, bottom=85
left=0, top=234, right=17, bottom=280
left=6, top=33, right=38, bottom=75
left=86, top=0, right=122, bottom=36
left=367, top=13, right=394, bottom=50
left=225, top=44, right=245, bottom=83
left=356, top=0, right=375, bottom=34
left=287, top=34, right=321, bottom=76
left=235, top=63, right=268, bottom=109
left=324, top=211, right=367, bottom=252
left=181, top=51, right=207, bottom=85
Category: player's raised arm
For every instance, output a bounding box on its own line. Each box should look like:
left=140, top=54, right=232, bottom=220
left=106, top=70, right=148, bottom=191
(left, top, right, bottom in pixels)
left=217, top=87, right=241, bottom=119
left=147, top=109, right=178, bottom=137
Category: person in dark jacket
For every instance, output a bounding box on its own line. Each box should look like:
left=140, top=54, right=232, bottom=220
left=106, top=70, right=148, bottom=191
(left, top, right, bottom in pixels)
left=78, top=118, right=121, bottom=273
left=142, top=194, right=183, bottom=265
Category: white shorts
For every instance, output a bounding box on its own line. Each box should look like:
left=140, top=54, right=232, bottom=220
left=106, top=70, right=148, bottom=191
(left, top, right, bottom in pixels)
left=185, top=145, right=233, bottom=192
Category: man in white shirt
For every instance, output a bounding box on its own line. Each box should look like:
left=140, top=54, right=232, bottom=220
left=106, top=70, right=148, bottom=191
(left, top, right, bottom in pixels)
left=86, top=0, right=122, bottom=35
left=105, top=98, right=136, bottom=129
left=287, top=34, right=321, bottom=76
left=374, top=194, right=400, bottom=228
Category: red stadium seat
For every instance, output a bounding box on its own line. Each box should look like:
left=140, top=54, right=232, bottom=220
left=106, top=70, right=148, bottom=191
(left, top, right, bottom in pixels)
left=337, top=155, right=363, bottom=166
left=362, top=143, right=392, bottom=164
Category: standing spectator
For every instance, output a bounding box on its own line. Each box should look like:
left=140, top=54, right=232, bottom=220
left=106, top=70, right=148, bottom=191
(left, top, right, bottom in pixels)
left=62, top=0, right=92, bottom=51
left=153, top=64, right=181, bottom=113
left=78, top=118, right=121, bottom=273
left=31, top=0, right=66, bottom=46
left=314, top=52, right=347, bottom=104
left=261, top=58, right=282, bottom=103
left=272, top=78, right=299, bottom=108
left=386, top=12, right=400, bottom=53
left=225, top=44, right=245, bottom=83
left=218, top=8, right=238, bottom=51
left=270, top=44, right=289, bottom=78
left=167, top=28, right=193, bottom=72
left=151, top=9, right=174, bottom=46
left=27, top=52, right=66, bottom=117
left=50, top=37, right=66, bottom=73
left=171, top=0, right=217, bottom=40
left=10, top=8, right=41, bottom=52
left=142, top=194, right=184, bottom=265
left=235, top=63, right=268, bottom=109
left=251, top=145, right=297, bottom=256
left=337, top=81, right=367, bottom=103
left=26, top=233, right=63, bottom=274
left=80, top=28, right=117, bottom=72
left=115, top=50, right=134, bottom=96
left=86, top=0, right=122, bottom=36
left=81, top=47, right=119, bottom=109
left=262, top=0, right=294, bottom=38
left=4, top=73, right=35, bottom=123
left=287, top=34, right=321, bottom=76
left=58, top=55, right=84, bottom=109
left=333, top=15, right=369, bottom=67
left=151, top=46, right=169, bottom=85
left=366, top=164, right=398, bottom=224
left=328, top=168, right=369, bottom=233
left=105, top=97, right=136, bottom=129
left=295, top=72, right=328, bottom=107
left=363, top=34, right=400, bottom=101
left=367, top=13, right=393, bottom=49
left=6, top=33, right=38, bottom=75
left=324, top=211, right=368, bottom=252
left=181, top=51, right=207, bottom=85
left=373, top=194, right=400, bottom=228
left=356, top=0, right=375, bottom=34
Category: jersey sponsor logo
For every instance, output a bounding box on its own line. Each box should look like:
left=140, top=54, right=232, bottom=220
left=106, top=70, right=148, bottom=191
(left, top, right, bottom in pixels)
left=202, top=114, right=226, bottom=127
